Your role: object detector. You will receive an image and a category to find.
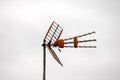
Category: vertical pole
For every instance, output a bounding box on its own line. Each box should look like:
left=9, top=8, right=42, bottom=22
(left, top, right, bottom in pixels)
left=42, top=40, right=46, bottom=80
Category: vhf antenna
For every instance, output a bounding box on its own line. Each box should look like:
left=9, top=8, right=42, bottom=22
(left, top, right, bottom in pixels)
left=42, top=21, right=97, bottom=80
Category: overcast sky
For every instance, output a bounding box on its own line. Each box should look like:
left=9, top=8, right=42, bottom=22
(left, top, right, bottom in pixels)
left=0, top=0, right=120, bottom=80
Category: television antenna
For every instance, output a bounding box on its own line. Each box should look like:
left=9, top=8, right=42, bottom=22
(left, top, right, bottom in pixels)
left=42, top=21, right=96, bottom=80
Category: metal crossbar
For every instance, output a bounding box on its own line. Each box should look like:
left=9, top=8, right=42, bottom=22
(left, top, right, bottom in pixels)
left=64, top=31, right=95, bottom=41
left=64, top=46, right=96, bottom=48
left=64, top=39, right=97, bottom=44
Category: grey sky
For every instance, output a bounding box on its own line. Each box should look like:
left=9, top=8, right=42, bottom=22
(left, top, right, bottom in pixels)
left=0, top=0, right=120, bottom=80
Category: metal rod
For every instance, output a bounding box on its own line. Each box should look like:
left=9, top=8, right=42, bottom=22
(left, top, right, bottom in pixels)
left=77, top=31, right=95, bottom=38
left=44, top=21, right=54, bottom=40
left=78, top=39, right=96, bottom=43
left=57, top=29, right=63, bottom=40
left=42, top=40, right=46, bottom=80
left=64, top=39, right=97, bottom=44
left=64, top=46, right=96, bottom=48
left=64, top=31, right=95, bottom=41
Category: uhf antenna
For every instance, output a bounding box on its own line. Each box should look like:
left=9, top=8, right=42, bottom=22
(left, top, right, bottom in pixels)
left=42, top=21, right=97, bottom=80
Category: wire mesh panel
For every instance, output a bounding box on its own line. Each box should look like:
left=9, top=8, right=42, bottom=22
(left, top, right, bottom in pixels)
left=44, top=21, right=63, bottom=44
left=43, top=21, right=63, bottom=66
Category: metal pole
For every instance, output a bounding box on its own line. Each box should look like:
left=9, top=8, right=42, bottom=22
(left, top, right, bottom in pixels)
left=42, top=40, right=46, bottom=80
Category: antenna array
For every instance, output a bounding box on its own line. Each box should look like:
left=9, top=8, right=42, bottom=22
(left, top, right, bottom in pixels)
left=42, top=21, right=97, bottom=80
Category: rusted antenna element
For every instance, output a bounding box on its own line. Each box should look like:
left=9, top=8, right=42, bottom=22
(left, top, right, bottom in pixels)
left=42, top=21, right=97, bottom=80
